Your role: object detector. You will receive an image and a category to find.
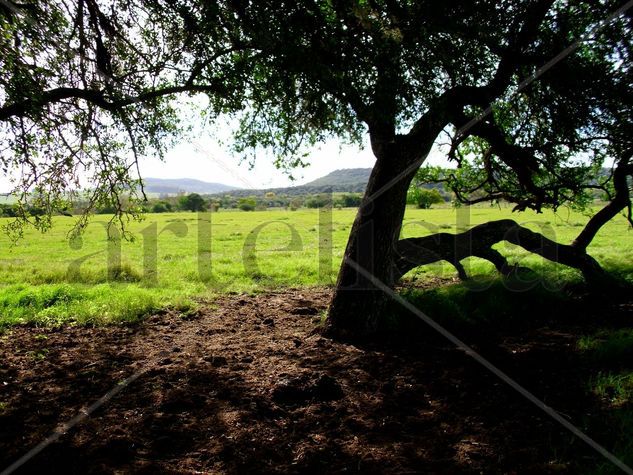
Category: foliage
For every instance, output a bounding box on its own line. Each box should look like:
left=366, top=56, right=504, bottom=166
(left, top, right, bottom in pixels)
left=3, top=1, right=630, bottom=236
left=289, top=197, right=303, bottom=211
left=407, top=187, right=444, bottom=209
left=237, top=197, right=257, bottom=211
left=178, top=193, right=207, bottom=212
left=578, top=329, right=633, bottom=365
left=335, top=193, right=363, bottom=208
left=0, top=204, right=17, bottom=218
left=151, top=201, right=172, bottom=213
left=304, top=194, right=332, bottom=209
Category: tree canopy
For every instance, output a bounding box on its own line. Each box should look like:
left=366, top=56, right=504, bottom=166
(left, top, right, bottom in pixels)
left=178, top=193, right=206, bottom=212
left=1, top=0, right=632, bottom=335
left=3, top=1, right=627, bottom=223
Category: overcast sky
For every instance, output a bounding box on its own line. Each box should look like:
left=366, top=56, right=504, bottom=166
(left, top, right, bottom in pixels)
left=139, top=133, right=450, bottom=190
left=0, top=91, right=452, bottom=193
left=0, top=135, right=450, bottom=193
left=141, top=135, right=378, bottom=190
left=135, top=95, right=451, bottom=189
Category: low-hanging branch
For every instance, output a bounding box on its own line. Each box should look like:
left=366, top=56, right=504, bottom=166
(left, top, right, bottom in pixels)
left=571, top=156, right=633, bottom=251
left=394, top=219, right=607, bottom=285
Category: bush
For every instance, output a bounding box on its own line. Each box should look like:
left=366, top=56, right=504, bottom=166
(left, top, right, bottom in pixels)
left=304, top=194, right=331, bottom=208
left=96, top=204, right=117, bottom=214
left=407, top=188, right=443, bottom=209
left=238, top=197, right=257, bottom=211
left=0, top=204, right=17, bottom=218
left=178, top=193, right=207, bottom=212
left=289, top=198, right=303, bottom=210
left=151, top=201, right=172, bottom=213
left=336, top=193, right=362, bottom=208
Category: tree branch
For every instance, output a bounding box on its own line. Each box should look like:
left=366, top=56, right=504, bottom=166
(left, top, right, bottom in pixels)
left=0, top=83, right=228, bottom=121
left=395, top=219, right=608, bottom=285
left=572, top=155, right=633, bottom=251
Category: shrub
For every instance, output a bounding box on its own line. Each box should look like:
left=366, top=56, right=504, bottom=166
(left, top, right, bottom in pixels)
left=151, top=201, right=172, bottom=213
left=407, top=188, right=443, bottom=209
left=238, top=197, right=257, bottom=211
left=304, top=194, right=331, bottom=208
left=336, top=193, right=362, bottom=208
left=178, top=193, right=207, bottom=212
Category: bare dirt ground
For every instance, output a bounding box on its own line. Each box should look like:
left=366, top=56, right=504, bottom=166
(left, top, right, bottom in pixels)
left=0, top=287, right=630, bottom=474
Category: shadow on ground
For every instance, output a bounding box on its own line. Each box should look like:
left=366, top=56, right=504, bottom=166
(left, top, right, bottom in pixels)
left=0, top=286, right=631, bottom=474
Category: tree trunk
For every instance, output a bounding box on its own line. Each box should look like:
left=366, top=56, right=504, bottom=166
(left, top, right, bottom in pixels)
left=324, top=135, right=421, bottom=339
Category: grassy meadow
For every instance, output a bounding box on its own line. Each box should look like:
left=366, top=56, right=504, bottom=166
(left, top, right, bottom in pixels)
left=1, top=205, right=633, bottom=473
left=0, top=204, right=631, bottom=328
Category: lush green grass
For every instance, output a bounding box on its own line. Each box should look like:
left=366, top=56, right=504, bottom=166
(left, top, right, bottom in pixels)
left=0, top=283, right=195, bottom=327
left=0, top=204, right=631, bottom=327
left=579, top=328, right=633, bottom=472
left=578, top=329, right=633, bottom=365
left=394, top=274, right=571, bottom=333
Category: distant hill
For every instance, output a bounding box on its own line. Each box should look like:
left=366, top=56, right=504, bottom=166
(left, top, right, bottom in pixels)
left=142, top=178, right=239, bottom=195
left=303, top=168, right=372, bottom=187
left=208, top=168, right=372, bottom=198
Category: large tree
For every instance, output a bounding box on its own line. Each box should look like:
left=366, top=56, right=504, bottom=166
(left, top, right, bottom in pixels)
left=1, top=1, right=631, bottom=338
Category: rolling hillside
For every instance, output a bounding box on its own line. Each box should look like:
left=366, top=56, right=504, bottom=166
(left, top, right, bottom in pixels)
left=208, top=168, right=372, bottom=198
left=142, top=178, right=239, bottom=195
left=303, top=168, right=372, bottom=187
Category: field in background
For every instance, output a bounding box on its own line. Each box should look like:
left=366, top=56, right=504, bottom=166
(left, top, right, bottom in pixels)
left=0, top=205, right=631, bottom=328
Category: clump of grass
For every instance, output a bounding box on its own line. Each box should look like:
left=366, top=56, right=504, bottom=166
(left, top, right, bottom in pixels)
left=108, top=263, right=143, bottom=282
left=390, top=275, right=571, bottom=335
left=591, top=372, right=633, bottom=407
left=29, top=348, right=49, bottom=361
left=586, top=373, right=633, bottom=475
left=0, top=283, right=168, bottom=328
left=578, top=329, right=633, bottom=364
left=580, top=329, right=633, bottom=474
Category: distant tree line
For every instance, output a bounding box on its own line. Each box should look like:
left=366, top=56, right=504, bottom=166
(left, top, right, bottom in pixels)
left=1, top=170, right=613, bottom=218
left=0, top=192, right=368, bottom=217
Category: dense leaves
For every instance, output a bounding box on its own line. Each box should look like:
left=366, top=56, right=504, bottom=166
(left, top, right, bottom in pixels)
left=0, top=5, right=545, bottom=206
left=0, top=0, right=631, bottom=240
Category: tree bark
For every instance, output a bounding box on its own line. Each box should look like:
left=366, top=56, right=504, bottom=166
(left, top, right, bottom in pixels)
left=324, top=135, right=422, bottom=339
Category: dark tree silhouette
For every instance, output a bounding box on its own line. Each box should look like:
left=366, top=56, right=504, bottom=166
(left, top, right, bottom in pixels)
left=1, top=1, right=631, bottom=337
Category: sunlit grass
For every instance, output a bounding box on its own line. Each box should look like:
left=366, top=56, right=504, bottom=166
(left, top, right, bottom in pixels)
left=0, top=283, right=195, bottom=329
left=0, top=204, right=631, bottom=327
left=578, top=329, right=633, bottom=364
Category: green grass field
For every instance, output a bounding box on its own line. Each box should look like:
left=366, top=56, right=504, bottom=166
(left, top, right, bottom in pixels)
left=0, top=205, right=631, bottom=328
left=1, top=205, right=632, bottom=473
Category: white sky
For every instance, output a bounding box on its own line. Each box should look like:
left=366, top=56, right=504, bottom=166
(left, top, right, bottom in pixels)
left=0, top=135, right=450, bottom=193
left=139, top=133, right=450, bottom=190
left=136, top=95, right=451, bottom=189
left=0, top=92, right=452, bottom=193
left=143, top=136, right=377, bottom=190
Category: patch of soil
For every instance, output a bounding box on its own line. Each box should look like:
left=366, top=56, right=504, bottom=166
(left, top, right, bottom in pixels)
left=0, top=287, right=629, bottom=474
